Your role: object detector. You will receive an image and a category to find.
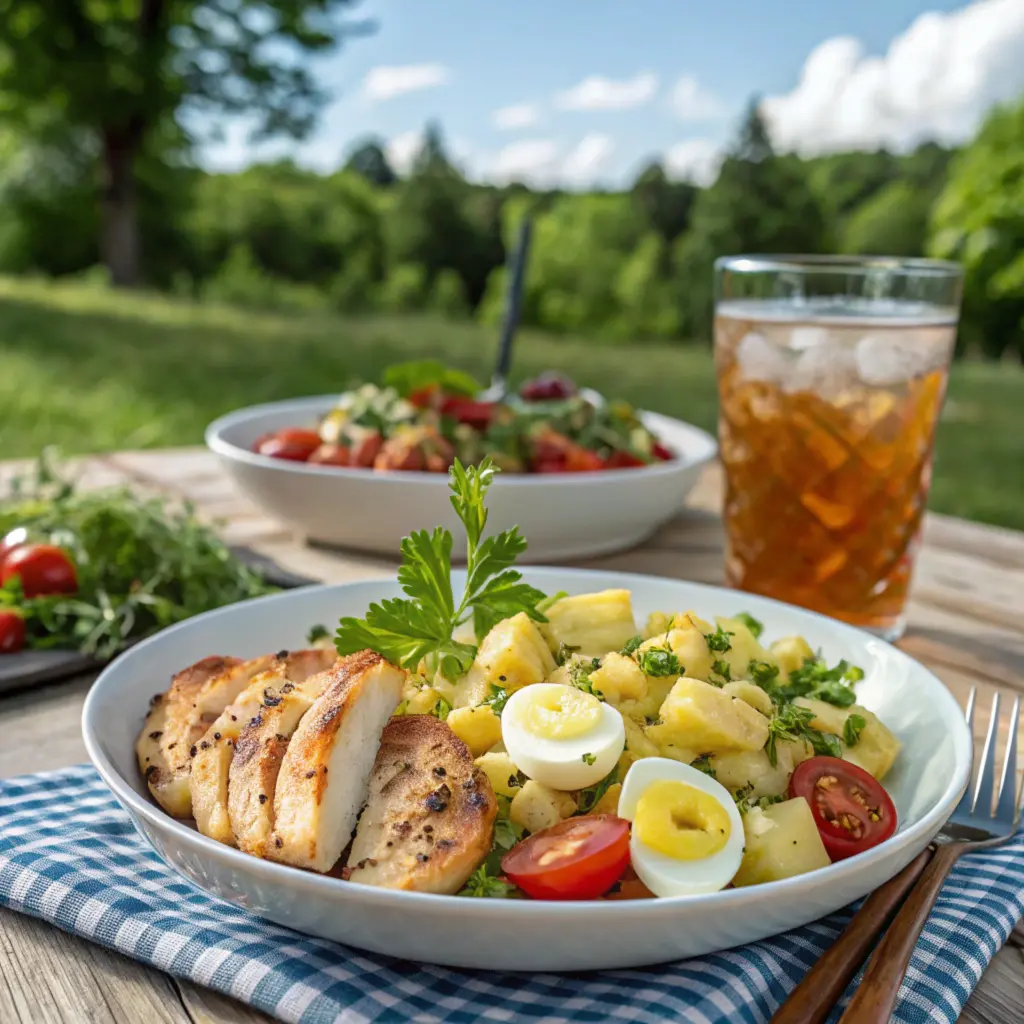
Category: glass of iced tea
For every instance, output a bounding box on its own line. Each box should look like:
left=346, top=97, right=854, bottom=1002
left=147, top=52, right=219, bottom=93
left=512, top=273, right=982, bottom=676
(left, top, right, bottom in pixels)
left=714, top=255, right=963, bottom=640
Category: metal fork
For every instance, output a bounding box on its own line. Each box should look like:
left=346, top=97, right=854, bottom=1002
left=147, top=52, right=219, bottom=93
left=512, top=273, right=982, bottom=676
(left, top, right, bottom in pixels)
left=773, top=689, right=1022, bottom=1024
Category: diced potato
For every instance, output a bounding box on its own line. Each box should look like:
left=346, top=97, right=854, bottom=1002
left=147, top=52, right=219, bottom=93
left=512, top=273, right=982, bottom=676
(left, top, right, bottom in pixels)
left=619, top=717, right=661, bottom=771
left=592, top=782, right=622, bottom=815
left=793, top=699, right=900, bottom=780
left=509, top=781, right=577, bottom=833
left=640, top=625, right=713, bottom=682
left=643, top=611, right=673, bottom=639
left=406, top=686, right=444, bottom=715
left=619, top=675, right=677, bottom=723
left=714, top=616, right=774, bottom=681
left=590, top=653, right=647, bottom=705
left=710, top=748, right=792, bottom=799
left=723, top=680, right=774, bottom=716
left=474, top=752, right=521, bottom=798
left=453, top=663, right=491, bottom=708
left=647, top=677, right=769, bottom=754
left=541, top=590, right=637, bottom=658
left=732, top=798, right=831, bottom=887
left=475, top=612, right=556, bottom=691
left=446, top=704, right=502, bottom=756
left=769, top=636, right=815, bottom=678
left=655, top=740, right=701, bottom=764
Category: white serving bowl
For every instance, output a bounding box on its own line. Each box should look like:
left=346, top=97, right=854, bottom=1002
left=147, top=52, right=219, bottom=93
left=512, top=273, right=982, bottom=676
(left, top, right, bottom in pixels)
left=205, top=396, right=717, bottom=561
left=82, top=569, right=971, bottom=972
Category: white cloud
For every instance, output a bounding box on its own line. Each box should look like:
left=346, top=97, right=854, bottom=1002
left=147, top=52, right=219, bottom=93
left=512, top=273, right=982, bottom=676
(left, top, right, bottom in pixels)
left=762, top=0, right=1024, bottom=155
left=671, top=75, right=726, bottom=120
left=664, top=138, right=724, bottom=187
left=493, top=103, right=540, bottom=130
left=386, top=130, right=424, bottom=175
left=561, top=134, right=615, bottom=185
left=556, top=72, right=658, bottom=111
left=486, top=139, right=560, bottom=186
left=362, top=63, right=450, bottom=102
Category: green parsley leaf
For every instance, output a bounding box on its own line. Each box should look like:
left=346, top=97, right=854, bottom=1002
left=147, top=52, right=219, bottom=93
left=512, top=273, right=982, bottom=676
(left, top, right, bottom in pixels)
left=383, top=359, right=480, bottom=399
left=711, top=658, right=732, bottom=682
left=843, top=713, right=867, bottom=747
left=620, top=635, right=644, bottom=657
left=555, top=641, right=581, bottom=666
left=306, top=624, right=329, bottom=644
left=432, top=696, right=452, bottom=722
left=575, top=767, right=618, bottom=815
left=638, top=646, right=680, bottom=677
left=493, top=816, right=525, bottom=851
left=691, top=754, right=716, bottom=778
left=704, top=624, right=734, bottom=653
left=482, top=685, right=511, bottom=717
left=582, top=752, right=597, bottom=766
left=568, top=656, right=604, bottom=698
left=735, top=612, right=764, bottom=639
left=748, top=659, right=780, bottom=687
left=459, top=864, right=517, bottom=898
left=812, top=731, right=843, bottom=758
left=764, top=703, right=840, bottom=766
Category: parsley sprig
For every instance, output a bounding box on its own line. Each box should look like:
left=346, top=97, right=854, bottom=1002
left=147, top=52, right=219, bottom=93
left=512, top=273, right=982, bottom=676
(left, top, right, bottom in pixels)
left=335, top=459, right=548, bottom=679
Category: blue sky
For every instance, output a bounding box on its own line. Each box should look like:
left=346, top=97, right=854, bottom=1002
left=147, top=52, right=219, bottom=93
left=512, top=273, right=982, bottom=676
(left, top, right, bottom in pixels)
left=201, top=0, right=1024, bottom=188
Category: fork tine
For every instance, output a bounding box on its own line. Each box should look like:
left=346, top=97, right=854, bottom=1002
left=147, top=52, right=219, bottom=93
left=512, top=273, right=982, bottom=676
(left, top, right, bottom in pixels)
left=972, top=692, right=1001, bottom=815
left=965, top=688, right=977, bottom=728
left=953, top=689, right=978, bottom=816
left=995, top=696, right=1020, bottom=825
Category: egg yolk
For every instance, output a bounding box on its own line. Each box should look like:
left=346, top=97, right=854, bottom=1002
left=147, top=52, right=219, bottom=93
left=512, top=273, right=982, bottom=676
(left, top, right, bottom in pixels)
left=522, top=685, right=601, bottom=739
left=634, top=780, right=731, bottom=860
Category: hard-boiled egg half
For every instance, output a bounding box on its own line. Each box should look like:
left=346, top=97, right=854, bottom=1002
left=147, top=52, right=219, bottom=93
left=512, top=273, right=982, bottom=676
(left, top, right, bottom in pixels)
left=501, top=683, right=625, bottom=791
left=618, top=758, right=744, bottom=897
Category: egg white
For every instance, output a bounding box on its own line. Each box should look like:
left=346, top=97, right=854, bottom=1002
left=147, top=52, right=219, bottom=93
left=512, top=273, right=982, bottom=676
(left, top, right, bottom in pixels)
left=501, top=684, right=625, bottom=791
left=618, top=757, right=744, bottom=897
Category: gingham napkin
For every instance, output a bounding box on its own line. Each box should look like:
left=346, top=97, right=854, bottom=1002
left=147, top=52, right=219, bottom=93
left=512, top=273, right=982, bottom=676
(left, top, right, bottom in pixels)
left=2, top=767, right=1023, bottom=1024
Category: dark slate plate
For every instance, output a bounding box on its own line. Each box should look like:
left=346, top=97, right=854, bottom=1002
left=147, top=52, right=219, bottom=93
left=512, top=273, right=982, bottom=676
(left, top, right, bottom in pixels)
left=0, top=547, right=318, bottom=697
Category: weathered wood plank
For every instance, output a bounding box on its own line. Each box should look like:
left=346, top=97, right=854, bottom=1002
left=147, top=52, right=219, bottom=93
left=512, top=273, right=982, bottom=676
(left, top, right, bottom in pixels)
left=960, top=942, right=1024, bottom=1024
left=175, top=981, right=274, bottom=1024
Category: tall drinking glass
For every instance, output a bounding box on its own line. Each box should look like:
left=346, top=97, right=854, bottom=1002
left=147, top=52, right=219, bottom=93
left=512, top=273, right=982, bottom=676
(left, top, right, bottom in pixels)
left=713, top=256, right=963, bottom=641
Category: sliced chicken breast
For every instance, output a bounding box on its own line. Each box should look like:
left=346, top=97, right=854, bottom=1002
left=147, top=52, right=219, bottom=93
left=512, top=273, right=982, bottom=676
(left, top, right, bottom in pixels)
left=137, top=654, right=268, bottom=817
left=346, top=715, right=497, bottom=893
left=270, top=651, right=405, bottom=873
left=191, top=648, right=335, bottom=845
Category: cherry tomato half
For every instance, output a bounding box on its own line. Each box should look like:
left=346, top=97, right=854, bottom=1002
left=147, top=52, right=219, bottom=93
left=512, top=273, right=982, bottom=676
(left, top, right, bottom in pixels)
left=788, top=756, right=897, bottom=861
left=500, top=814, right=630, bottom=900
left=307, top=443, right=352, bottom=467
left=0, top=528, right=30, bottom=571
left=651, top=443, right=674, bottom=462
left=0, top=544, right=78, bottom=598
left=519, top=373, right=576, bottom=402
left=604, top=451, right=647, bottom=470
left=564, top=446, right=606, bottom=472
left=439, top=396, right=496, bottom=430
left=255, top=428, right=322, bottom=462
left=0, top=610, right=25, bottom=654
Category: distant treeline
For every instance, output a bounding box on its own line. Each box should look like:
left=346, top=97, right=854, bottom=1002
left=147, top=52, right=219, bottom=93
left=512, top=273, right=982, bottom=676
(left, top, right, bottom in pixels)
left=1, top=101, right=1022, bottom=359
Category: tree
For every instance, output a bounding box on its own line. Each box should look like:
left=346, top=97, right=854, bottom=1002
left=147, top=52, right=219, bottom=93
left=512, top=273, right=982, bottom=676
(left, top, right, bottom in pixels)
left=631, top=161, right=697, bottom=243
left=0, top=1, right=369, bottom=287
left=674, top=101, right=827, bottom=338
left=841, top=181, right=931, bottom=257
left=930, top=99, right=1024, bottom=359
left=345, top=139, right=397, bottom=187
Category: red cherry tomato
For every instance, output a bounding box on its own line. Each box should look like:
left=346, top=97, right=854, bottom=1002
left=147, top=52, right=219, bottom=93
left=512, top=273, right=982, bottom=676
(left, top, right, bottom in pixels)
left=407, top=386, right=439, bottom=409
left=0, top=610, right=25, bottom=653
left=564, top=446, right=606, bottom=472
left=1, top=544, right=78, bottom=598
left=307, top=443, right=352, bottom=467
left=500, top=815, right=630, bottom=900
left=519, top=373, right=577, bottom=402
left=652, top=443, right=674, bottom=462
left=351, top=432, right=384, bottom=468
left=439, top=396, right=496, bottom=430
left=0, top=528, right=30, bottom=571
left=788, top=756, right=897, bottom=861
left=534, top=459, right=569, bottom=474
left=255, top=428, right=322, bottom=462
left=604, top=451, right=647, bottom=469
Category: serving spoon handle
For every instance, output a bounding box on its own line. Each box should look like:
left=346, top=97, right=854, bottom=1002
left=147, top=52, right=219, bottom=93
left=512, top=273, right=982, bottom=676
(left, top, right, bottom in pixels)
left=770, top=848, right=932, bottom=1024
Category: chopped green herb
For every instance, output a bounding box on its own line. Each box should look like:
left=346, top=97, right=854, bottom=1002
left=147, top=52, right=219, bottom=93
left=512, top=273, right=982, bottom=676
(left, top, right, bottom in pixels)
left=555, top=641, right=582, bottom=666
left=482, top=685, right=511, bottom=717
left=711, top=658, right=732, bottom=682
left=811, top=731, right=843, bottom=758
left=843, top=713, right=867, bottom=747
left=620, top=635, right=644, bottom=657
left=638, top=646, right=681, bottom=677
left=748, top=659, right=780, bottom=687
left=735, top=612, right=764, bottom=639
left=575, top=767, right=618, bottom=814
left=306, top=624, right=329, bottom=644
left=432, top=696, right=452, bottom=722
left=493, top=816, right=525, bottom=852
left=691, top=754, right=716, bottom=778
left=582, top=752, right=597, bottom=766
left=568, top=656, right=604, bottom=698
left=765, top=703, right=841, bottom=766
left=704, top=624, right=734, bottom=653
left=459, top=864, right=518, bottom=898
left=335, top=459, right=548, bottom=679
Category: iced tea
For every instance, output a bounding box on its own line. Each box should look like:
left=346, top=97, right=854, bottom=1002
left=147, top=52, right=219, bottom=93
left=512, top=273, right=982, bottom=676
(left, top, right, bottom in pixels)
left=715, top=298, right=958, bottom=638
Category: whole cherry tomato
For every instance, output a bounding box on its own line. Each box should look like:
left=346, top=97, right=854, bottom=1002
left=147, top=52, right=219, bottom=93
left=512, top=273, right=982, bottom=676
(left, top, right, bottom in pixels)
left=307, top=443, right=352, bottom=467
left=439, top=396, right=496, bottom=430
left=652, top=443, right=674, bottom=462
left=351, top=432, right=384, bottom=468
left=255, top=428, right=322, bottom=462
left=1, top=544, right=78, bottom=598
left=501, top=815, right=630, bottom=900
left=519, top=373, right=577, bottom=402
left=564, top=446, right=606, bottom=472
left=0, top=610, right=25, bottom=654
left=604, top=451, right=647, bottom=469
left=0, top=528, right=30, bottom=571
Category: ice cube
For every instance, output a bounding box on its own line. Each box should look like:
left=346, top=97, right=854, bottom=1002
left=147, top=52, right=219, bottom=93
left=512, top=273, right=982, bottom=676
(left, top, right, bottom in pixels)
left=736, top=331, right=788, bottom=384
left=789, top=326, right=830, bottom=351
left=786, top=343, right=858, bottom=397
left=855, top=333, right=933, bottom=386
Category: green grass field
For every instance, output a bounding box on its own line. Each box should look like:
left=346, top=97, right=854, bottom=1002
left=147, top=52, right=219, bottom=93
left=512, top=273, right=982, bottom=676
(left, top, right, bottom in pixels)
left=1, top=276, right=1021, bottom=530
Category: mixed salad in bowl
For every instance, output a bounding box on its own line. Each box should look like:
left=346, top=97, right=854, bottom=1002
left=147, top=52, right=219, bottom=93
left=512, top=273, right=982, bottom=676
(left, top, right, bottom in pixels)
left=251, top=361, right=673, bottom=475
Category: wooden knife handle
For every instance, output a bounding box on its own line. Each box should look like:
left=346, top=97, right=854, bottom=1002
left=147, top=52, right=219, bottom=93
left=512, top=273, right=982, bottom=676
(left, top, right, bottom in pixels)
left=771, top=848, right=933, bottom=1024
left=839, top=843, right=962, bottom=1022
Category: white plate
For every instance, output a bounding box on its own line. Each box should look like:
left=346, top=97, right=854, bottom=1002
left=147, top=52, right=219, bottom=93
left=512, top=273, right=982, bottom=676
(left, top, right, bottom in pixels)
left=205, top=396, right=717, bottom=561
left=82, top=569, right=971, bottom=972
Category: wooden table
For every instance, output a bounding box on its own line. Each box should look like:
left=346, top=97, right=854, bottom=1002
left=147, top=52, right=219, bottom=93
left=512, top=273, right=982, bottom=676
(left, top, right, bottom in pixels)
left=1, top=447, right=1022, bottom=1024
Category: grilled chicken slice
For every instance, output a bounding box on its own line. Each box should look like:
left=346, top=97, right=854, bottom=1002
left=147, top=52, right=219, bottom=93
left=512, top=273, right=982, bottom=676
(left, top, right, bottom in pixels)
left=270, top=651, right=405, bottom=873
left=228, top=656, right=342, bottom=857
left=191, top=648, right=335, bottom=845
left=136, top=654, right=276, bottom=817
left=345, top=715, right=497, bottom=893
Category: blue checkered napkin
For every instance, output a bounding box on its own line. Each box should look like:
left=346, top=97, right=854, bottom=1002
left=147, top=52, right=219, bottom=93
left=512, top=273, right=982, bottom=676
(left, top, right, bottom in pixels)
left=2, top=767, right=1023, bottom=1024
